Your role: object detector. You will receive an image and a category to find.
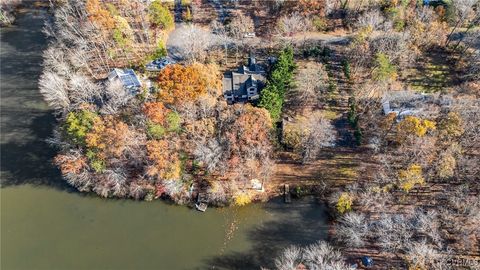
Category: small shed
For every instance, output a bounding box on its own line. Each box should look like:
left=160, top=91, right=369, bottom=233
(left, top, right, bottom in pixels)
left=107, top=68, right=142, bottom=92
left=250, top=179, right=264, bottom=191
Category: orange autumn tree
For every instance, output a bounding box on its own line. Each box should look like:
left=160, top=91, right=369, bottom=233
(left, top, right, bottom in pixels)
left=284, top=0, right=324, bottom=17
left=86, top=0, right=115, bottom=30
left=146, top=140, right=181, bottom=180
left=157, top=64, right=207, bottom=105
left=54, top=152, right=88, bottom=175
left=85, top=115, right=130, bottom=159
left=191, top=63, right=222, bottom=96
left=225, top=106, right=272, bottom=169
left=143, top=102, right=170, bottom=125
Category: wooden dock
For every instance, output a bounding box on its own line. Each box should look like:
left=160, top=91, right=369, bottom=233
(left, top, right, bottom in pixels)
left=284, top=184, right=291, bottom=203
left=195, top=203, right=208, bottom=212
left=196, top=192, right=209, bottom=212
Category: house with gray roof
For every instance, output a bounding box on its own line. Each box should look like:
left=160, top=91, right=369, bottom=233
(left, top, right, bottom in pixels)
left=223, top=56, right=266, bottom=104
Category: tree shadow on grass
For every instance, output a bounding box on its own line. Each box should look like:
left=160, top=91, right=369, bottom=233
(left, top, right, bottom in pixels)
left=403, top=46, right=461, bottom=93
left=199, top=198, right=331, bottom=270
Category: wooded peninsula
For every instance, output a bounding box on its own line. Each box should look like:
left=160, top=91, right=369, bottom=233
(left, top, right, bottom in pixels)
left=6, top=0, right=477, bottom=268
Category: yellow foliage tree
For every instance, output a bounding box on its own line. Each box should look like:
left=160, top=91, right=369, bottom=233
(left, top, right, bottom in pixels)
left=398, top=164, right=424, bottom=192
left=112, top=15, right=134, bottom=47
left=336, top=192, right=353, bottom=214
left=396, top=116, right=436, bottom=142
left=352, top=26, right=373, bottom=46
left=234, top=192, right=253, bottom=206
left=437, top=153, right=456, bottom=179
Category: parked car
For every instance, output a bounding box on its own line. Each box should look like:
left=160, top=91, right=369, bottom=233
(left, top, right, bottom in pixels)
left=243, top=32, right=255, bottom=38
left=145, top=57, right=174, bottom=71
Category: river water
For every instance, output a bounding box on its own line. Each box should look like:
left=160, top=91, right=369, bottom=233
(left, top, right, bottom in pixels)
left=0, top=8, right=328, bottom=270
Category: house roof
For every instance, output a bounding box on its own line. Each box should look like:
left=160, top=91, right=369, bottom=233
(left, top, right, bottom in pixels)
left=108, top=68, right=141, bottom=89
left=223, top=56, right=266, bottom=101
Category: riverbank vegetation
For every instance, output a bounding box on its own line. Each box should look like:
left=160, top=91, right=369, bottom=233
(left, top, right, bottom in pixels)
left=39, top=0, right=479, bottom=269
left=41, top=0, right=275, bottom=206
left=0, top=0, right=23, bottom=26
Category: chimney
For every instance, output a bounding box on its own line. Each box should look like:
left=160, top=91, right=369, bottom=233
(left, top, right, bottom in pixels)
left=248, top=54, right=256, bottom=68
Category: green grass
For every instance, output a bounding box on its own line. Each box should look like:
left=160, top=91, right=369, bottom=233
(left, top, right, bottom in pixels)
left=404, top=55, right=453, bottom=93
left=338, top=167, right=358, bottom=179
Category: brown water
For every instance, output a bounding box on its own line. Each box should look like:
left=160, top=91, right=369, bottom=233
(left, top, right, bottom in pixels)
left=0, top=8, right=329, bottom=270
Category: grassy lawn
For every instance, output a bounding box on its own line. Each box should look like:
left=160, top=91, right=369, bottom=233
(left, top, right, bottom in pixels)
left=404, top=62, right=451, bottom=93
left=403, top=48, right=458, bottom=93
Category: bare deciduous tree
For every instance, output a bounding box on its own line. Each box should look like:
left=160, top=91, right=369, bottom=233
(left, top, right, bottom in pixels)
left=227, top=12, right=254, bottom=40
left=335, top=212, right=369, bottom=247
left=39, top=71, right=70, bottom=110
left=176, top=25, right=214, bottom=62
left=276, top=12, right=310, bottom=38
left=446, top=0, right=478, bottom=45
left=369, top=32, right=413, bottom=67
left=356, top=9, right=384, bottom=30
left=271, top=241, right=352, bottom=270
left=301, top=113, right=336, bottom=163
left=274, top=245, right=302, bottom=270
left=0, top=0, right=22, bottom=25
left=295, top=62, right=328, bottom=105
left=194, top=138, right=225, bottom=172
left=69, top=73, right=102, bottom=106
left=406, top=241, right=443, bottom=270
left=101, top=80, right=131, bottom=114
left=302, top=241, right=352, bottom=270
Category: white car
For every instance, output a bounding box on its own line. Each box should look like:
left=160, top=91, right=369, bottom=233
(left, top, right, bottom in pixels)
left=243, top=32, right=255, bottom=38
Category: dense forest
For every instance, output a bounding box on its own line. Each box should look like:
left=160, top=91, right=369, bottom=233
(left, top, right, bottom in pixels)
left=36, top=0, right=479, bottom=269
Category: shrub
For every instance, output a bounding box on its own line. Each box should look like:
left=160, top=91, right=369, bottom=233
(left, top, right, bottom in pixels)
left=373, top=53, right=397, bottom=81
left=90, top=158, right=106, bottom=173
left=354, top=127, right=362, bottom=145
left=147, top=122, right=166, bottom=139
left=342, top=59, right=351, bottom=80
left=394, top=19, right=405, bottom=31
left=151, top=41, right=167, bottom=59
left=64, top=110, right=99, bottom=146
left=336, top=192, right=353, bottom=214
left=312, top=16, right=327, bottom=31
left=166, top=111, right=181, bottom=132
left=398, top=164, right=424, bottom=192
left=234, top=193, right=252, bottom=206
left=283, top=124, right=302, bottom=149
left=148, top=0, right=174, bottom=30
left=86, top=150, right=106, bottom=173
left=303, top=45, right=322, bottom=58
left=184, top=7, right=192, bottom=22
